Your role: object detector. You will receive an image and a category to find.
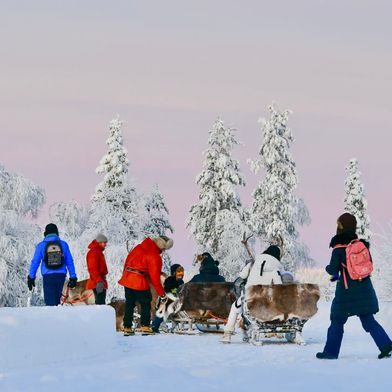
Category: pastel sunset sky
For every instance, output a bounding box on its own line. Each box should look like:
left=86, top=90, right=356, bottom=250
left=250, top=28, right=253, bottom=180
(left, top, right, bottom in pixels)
left=1, top=0, right=391, bottom=267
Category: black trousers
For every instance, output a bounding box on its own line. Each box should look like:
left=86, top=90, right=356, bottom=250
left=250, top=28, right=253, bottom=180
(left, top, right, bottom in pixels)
left=93, top=289, right=106, bottom=305
left=123, top=287, right=152, bottom=328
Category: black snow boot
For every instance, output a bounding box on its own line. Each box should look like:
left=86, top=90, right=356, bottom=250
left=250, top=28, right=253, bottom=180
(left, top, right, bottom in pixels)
left=316, top=352, right=338, bottom=360
left=378, top=343, right=392, bottom=359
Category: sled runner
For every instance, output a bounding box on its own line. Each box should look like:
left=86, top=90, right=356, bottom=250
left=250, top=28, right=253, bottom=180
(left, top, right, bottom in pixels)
left=241, top=283, right=320, bottom=345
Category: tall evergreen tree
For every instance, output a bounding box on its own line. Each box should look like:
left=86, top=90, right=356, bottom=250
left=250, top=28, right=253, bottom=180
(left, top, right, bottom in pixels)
left=0, top=163, right=45, bottom=306
left=88, top=115, right=144, bottom=299
left=187, top=118, right=248, bottom=279
left=344, top=158, right=371, bottom=241
left=144, top=184, right=174, bottom=273
left=249, top=103, right=312, bottom=271
left=90, top=115, right=142, bottom=244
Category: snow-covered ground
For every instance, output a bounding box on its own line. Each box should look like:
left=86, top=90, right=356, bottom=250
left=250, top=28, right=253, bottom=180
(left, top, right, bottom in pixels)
left=1, top=302, right=391, bottom=392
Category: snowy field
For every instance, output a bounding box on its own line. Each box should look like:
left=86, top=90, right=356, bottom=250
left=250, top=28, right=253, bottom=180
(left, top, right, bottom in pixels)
left=0, top=302, right=391, bottom=392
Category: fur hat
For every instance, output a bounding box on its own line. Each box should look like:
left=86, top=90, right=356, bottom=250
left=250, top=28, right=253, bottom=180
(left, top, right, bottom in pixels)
left=44, top=223, right=59, bottom=237
left=152, top=235, right=174, bottom=251
left=337, top=213, right=357, bottom=234
left=96, top=233, right=108, bottom=243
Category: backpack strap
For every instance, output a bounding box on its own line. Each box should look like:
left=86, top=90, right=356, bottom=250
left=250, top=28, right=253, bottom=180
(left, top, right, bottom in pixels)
left=259, top=260, right=267, bottom=276
left=333, top=244, right=349, bottom=290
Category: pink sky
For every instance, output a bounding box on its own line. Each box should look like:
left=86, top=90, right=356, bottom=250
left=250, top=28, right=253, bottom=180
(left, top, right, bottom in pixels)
left=1, top=1, right=392, bottom=268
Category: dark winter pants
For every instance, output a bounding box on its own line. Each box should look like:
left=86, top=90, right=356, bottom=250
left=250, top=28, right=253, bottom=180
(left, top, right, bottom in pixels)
left=123, top=288, right=152, bottom=328
left=323, top=314, right=392, bottom=357
left=42, top=273, right=66, bottom=306
left=152, top=316, right=163, bottom=331
left=93, top=289, right=106, bottom=305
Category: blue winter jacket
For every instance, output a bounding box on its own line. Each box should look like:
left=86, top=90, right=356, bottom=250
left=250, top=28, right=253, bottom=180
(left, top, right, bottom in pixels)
left=29, top=234, right=77, bottom=279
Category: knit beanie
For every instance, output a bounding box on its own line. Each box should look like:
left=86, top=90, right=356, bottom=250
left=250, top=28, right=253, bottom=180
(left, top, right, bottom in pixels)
left=44, top=223, right=59, bottom=237
left=96, top=233, right=108, bottom=243
left=263, top=245, right=281, bottom=261
left=337, top=213, right=357, bottom=234
left=170, top=263, right=184, bottom=276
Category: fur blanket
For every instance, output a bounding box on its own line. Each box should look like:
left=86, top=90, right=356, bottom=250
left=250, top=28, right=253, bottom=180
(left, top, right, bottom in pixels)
left=245, top=283, right=320, bottom=322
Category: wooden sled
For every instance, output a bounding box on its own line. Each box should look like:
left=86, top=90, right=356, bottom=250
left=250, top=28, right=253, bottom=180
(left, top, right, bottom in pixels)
left=242, top=283, right=320, bottom=345
left=165, top=282, right=236, bottom=334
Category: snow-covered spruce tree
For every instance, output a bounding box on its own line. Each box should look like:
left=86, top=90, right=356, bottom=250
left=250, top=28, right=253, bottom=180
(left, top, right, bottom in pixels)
left=143, top=184, right=174, bottom=274
left=88, top=115, right=144, bottom=299
left=0, top=163, right=45, bottom=306
left=187, top=118, right=248, bottom=280
left=344, top=158, right=371, bottom=241
left=249, top=103, right=312, bottom=271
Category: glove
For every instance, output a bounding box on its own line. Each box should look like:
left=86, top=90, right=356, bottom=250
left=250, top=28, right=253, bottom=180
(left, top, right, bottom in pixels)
left=96, top=281, right=105, bottom=294
left=330, top=274, right=339, bottom=282
left=68, top=277, right=77, bottom=288
left=155, top=295, right=168, bottom=310
left=27, top=275, right=35, bottom=291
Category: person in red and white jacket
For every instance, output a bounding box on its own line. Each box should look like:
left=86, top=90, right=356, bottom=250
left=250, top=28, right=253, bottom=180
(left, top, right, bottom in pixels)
left=86, top=234, right=109, bottom=305
left=118, top=235, right=173, bottom=335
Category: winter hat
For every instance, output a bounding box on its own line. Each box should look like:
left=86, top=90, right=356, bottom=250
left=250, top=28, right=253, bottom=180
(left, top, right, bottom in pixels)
left=96, top=233, right=108, bottom=243
left=44, top=223, right=59, bottom=237
left=153, top=235, right=174, bottom=251
left=337, top=213, right=357, bottom=234
left=263, top=245, right=281, bottom=261
left=170, top=263, right=184, bottom=276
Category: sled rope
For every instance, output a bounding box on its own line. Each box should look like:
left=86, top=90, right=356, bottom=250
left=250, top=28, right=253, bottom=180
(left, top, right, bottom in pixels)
left=207, top=312, right=228, bottom=323
left=60, top=287, right=94, bottom=305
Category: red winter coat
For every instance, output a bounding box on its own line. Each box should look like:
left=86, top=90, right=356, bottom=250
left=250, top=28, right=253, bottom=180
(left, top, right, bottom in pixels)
left=118, top=238, right=165, bottom=296
left=86, top=240, right=108, bottom=290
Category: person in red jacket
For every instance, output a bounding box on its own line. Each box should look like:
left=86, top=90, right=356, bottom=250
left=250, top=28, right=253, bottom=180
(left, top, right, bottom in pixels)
left=118, top=235, right=173, bottom=335
left=86, top=234, right=109, bottom=305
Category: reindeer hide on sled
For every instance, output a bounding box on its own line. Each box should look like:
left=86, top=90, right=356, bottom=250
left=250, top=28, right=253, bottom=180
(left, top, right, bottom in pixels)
left=173, top=282, right=236, bottom=321
left=245, top=283, right=320, bottom=323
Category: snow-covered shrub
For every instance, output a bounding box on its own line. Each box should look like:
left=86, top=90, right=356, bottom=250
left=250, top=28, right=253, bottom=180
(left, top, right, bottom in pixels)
left=371, top=224, right=392, bottom=301
left=296, top=267, right=335, bottom=302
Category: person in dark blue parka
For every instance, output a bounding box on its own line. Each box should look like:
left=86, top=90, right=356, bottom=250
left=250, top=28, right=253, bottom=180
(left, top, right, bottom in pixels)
left=27, top=223, right=77, bottom=306
left=317, top=213, right=392, bottom=359
left=189, top=253, right=225, bottom=283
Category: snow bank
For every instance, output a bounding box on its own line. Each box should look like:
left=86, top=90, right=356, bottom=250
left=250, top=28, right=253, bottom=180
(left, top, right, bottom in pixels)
left=0, top=305, right=116, bottom=370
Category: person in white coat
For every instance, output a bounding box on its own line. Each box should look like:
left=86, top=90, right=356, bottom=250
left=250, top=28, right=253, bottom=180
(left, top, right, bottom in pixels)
left=220, top=245, right=283, bottom=343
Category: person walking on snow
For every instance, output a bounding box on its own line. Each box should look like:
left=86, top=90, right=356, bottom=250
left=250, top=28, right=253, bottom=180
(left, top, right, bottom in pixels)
left=220, top=245, right=283, bottom=343
left=27, top=223, right=77, bottom=306
left=86, top=234, right=109, bottom=305
left=118, top=235, right=173, bottom=336
left=317, top=213, right=392, bottom=359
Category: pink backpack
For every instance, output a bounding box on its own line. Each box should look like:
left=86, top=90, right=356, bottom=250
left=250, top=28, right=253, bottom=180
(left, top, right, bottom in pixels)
left=334, top=239, right=373, bottom=289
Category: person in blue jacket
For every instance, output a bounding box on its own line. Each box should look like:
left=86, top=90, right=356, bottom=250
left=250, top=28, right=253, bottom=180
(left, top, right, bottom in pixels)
left=27, top=223, right=77, bottom=306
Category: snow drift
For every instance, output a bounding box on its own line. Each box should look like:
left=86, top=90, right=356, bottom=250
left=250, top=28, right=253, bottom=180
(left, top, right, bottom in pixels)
left=0, top=305, right=116, bottom=370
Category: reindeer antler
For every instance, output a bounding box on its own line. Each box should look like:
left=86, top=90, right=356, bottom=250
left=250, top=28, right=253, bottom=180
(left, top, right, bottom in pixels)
left=277, top=234, right=284, bottom=258
left=242, top=233, right=255, bottom=261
